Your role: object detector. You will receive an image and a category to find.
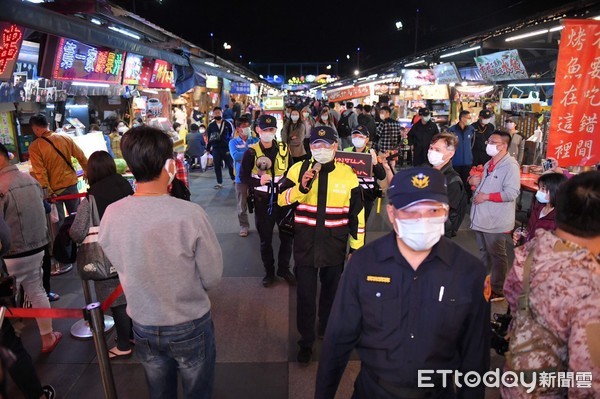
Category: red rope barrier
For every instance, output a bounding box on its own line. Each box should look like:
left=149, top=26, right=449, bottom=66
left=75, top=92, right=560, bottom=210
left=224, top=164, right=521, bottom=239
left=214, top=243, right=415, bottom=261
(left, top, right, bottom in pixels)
left=48, top=192, right=87, bottom=203
left=4, top=284, right=123, bottom=319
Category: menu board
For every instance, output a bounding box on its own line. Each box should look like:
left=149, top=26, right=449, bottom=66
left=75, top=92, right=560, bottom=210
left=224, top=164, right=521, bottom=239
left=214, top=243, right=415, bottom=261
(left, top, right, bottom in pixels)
left=50, top=37, right=125, bottom=84
left=122, top=53, right=143, bottom=85
left=148, top=59, right=174, bottom=89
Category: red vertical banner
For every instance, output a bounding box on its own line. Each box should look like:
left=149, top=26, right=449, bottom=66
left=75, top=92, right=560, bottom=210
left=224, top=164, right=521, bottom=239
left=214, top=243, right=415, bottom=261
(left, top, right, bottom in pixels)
left=548, top=19, right=600, bottom=167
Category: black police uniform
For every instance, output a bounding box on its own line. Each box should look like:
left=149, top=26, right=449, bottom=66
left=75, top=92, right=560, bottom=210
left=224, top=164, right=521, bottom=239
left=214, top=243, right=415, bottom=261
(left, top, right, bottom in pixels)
left=316, top=233, right=490, bottom=399
left=240, top=142, right=293, bottom=279
left=408, top=120, right=439, bottom=167
left=471, top=121, right=495, bottom=167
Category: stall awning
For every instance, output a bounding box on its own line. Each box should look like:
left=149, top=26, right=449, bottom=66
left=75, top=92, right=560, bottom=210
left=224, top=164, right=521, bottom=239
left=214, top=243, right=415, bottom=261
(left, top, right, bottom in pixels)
left=190, top=60, right=249, bottom=83
left=2, top=0, right=188, bottom=67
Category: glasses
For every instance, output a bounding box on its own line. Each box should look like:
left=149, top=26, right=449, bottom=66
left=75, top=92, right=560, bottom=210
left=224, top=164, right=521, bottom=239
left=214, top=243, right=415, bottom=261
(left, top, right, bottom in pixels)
left=395, top=204, right=449, bottom=220
left=485, top=140, right=504, bottom=145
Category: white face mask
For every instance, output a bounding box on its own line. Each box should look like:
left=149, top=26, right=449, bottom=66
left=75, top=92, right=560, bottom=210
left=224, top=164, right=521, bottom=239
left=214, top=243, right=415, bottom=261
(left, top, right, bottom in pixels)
left=321, top=114, right=329, bottom=121
left=427, top=150, right=445, bottom=166
left=352, top=137, right=367, bottom=149
left=164, top=159, right=176, bottom=185
left=260, top=132, right=275, bottom=143
left=379, top=114, right=386, bottom=120
left=535, top=190, right=549, bottom=204
left=505, top=122, right=515, bottom=130
left=395, top=216, right=445, bottom=251
left=118, top=126, right=127, bottom=133
left=481, top=118, right=491, bottom=125
left=199, top=128, right=206, bottom=134
left=241, top=127, right=251, bottom=137
left=312, top=148, right=335, bottom=164
left=291, top=114, right=299, bottom=122
left=486, top=143, right=500, bottom=157
left=421, top=116, right=431, bottom=123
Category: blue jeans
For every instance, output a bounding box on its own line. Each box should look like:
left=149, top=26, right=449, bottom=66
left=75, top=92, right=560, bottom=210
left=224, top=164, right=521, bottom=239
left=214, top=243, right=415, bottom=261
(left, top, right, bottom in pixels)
left=133, top=312, right=216, bottom=399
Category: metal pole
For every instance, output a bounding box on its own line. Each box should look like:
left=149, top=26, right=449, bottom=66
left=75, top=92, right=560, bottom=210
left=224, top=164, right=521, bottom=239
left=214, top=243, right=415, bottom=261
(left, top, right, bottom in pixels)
left=86, top=302, right=118, bottom=399
left=71, top=280, right=114, bottom=339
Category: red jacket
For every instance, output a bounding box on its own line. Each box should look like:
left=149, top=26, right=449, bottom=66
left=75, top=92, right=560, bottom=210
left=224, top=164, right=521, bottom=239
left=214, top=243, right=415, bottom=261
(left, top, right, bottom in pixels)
left=525, top=201, right=556, bottom=242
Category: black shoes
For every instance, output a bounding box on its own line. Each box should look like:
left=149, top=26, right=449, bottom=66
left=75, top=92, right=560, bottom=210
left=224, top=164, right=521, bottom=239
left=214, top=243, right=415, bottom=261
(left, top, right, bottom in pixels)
left=42, top=385, right=56, bottom=399
left=262, top=274, right=275, bottom=287
left=277, top=269, right=297, bottom=286
left=297, top=347, right=312, bottom=365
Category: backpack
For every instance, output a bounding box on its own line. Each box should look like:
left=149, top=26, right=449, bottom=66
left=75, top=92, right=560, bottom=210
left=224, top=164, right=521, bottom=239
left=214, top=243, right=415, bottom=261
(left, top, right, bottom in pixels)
left=447, top=174, right=467, bottom=235
left=337, top=111, right=353, bottom=138
left=53, top=214, right=77, bottom=264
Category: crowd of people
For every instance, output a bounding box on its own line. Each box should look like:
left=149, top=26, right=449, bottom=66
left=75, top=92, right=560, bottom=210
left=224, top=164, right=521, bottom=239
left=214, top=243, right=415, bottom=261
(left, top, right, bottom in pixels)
left=0, top=106, right=598, bottom=399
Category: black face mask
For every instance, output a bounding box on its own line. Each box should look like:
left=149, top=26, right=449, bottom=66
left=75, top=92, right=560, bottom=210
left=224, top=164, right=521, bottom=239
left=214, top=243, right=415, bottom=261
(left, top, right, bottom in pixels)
left=214, top=116, right=222, bottom=121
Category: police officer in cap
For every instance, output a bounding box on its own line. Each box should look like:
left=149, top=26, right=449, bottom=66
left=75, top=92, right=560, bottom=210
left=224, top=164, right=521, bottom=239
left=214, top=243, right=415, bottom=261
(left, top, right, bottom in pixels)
left=472, top=109, right=495, bottom=167
left=279, top=125, right=365, bottom=365
left=316, top=167, right=490, bottom=399
left=408, top=108, right=439, bottom=167
left=240, top=114, right=296, bottom=287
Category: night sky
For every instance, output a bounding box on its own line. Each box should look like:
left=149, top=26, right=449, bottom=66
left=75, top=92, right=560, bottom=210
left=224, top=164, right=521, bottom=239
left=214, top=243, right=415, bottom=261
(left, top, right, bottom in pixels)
left=115, top=0, right=575, bottom=77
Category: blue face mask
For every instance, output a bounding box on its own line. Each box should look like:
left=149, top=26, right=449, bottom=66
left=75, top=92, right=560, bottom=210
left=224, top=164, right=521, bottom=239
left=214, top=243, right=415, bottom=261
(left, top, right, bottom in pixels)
left=535, top=190, right=549, bottom=204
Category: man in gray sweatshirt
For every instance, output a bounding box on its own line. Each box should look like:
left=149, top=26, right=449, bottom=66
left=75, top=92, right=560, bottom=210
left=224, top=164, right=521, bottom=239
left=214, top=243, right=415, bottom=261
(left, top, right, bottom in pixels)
left=468, top=130, right=520, bottom=299
left=99, top=126, right=223, bottom=399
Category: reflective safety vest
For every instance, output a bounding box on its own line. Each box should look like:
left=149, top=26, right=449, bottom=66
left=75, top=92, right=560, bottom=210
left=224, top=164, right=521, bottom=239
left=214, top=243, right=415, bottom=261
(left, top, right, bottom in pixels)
left=278, top=159, right=365, bottom=266
left=250, top=141, right=289, bottom=195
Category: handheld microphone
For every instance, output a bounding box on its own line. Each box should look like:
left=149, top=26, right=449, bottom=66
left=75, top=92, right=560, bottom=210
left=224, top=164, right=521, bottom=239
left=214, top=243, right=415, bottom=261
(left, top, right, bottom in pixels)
left=305, top=162, right=322, bottom=190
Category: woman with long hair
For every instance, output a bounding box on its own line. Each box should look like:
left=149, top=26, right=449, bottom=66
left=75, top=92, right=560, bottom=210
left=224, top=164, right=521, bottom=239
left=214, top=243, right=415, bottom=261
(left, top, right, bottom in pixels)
left=281, top=109, right=307, bottom=163
left=70, top=151, right=134, bottom=359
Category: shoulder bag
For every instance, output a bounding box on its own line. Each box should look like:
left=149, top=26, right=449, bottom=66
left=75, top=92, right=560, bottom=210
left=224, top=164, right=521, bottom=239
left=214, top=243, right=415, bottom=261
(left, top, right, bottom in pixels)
left=76, top=195, right=117, bottom=280
left=40, top=136, right=75, bottom=172
left=505, top=247, right=567, bottom=393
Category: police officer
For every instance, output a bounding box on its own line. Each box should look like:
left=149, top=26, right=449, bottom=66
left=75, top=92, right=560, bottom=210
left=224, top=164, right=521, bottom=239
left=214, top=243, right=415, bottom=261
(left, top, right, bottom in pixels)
left=408, top=108, right=439, bottom=166
left=240, top=115, right=296, bottom=288
left=344, top=125, right=386, bottom=222
left=278, top=126, right=365, bottom=365
left=472, top=109, right=495, bottom=167
left=316, top=167, right=490, bottom=399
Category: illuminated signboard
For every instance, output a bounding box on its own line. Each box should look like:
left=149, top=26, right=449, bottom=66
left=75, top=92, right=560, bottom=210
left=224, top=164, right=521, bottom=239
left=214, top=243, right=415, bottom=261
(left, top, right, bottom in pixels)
left=52, top=37, right=125, bottom=84
left=206, top=75, right=219, bottom=89
left=148, top=59, right=174, bottom=89
left=402, top=69, right=435, bottom=86
left=122, top=53, right=143, bottom=85
left=0, top=22, right=24, bottom=81
left=231, top=81, right=251, bottom=94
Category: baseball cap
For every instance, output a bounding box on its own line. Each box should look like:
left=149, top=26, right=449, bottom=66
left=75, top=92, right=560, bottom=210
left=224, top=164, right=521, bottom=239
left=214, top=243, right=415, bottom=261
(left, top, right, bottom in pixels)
left=479, top=109, right=492, bottom=118
left=310, top=126, right=338, bottom=144
left=418, top=108, right=431, bottom=116
left=388, top=167, right=448, bottom=209
left=351, top=125, right=369, bottom=136
left=257, top=115, right=277, bottom=130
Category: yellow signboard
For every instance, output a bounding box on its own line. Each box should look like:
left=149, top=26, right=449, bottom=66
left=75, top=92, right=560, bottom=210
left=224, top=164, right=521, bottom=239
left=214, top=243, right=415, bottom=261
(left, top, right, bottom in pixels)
left=263, top=97, right=284, bottom=111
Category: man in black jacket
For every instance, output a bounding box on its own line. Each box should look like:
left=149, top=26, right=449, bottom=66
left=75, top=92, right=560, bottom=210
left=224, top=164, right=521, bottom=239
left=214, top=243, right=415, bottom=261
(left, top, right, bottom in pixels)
left=472, top=109, right=495, bottom=167
left=357, top=105, right=377, bottom=140
left=427, top=133, right=467, bottom=237
left=206, top=107, right=235, bottom=189
left=408, top=108, right=439, bottom=166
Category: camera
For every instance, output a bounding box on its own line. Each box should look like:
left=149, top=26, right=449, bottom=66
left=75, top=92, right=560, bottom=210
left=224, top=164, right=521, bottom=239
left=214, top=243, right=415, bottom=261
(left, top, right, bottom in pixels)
left=490, top=312, right=512, bottom=356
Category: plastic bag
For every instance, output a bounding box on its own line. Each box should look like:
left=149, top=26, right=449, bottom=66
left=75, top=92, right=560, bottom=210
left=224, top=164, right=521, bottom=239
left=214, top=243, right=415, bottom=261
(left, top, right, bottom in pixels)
left=200, top=153, right=208, bottom=170
left=49, top=203, right=59, bottom=223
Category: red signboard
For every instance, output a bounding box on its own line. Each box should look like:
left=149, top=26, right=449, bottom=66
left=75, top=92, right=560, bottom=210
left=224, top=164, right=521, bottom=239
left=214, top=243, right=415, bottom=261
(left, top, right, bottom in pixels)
left=548, top=19, right=600, bottom=167
left=148, top=59, right=174, bottom=89
left=0, top=22, right=24, bottom=81
left=327, top=84, right=370, bottom=102
left=49, top=36, right=125, bottom=84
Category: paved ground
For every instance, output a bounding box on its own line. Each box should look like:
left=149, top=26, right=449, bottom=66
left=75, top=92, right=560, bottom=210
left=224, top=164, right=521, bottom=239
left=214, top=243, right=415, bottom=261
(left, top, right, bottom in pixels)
left=7, top=167, right=512, bottom=398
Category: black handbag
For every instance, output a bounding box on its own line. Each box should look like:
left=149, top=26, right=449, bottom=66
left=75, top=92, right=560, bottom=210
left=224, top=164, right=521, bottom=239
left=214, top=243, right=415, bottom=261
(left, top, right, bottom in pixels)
left=76, top=195, right=117, bottom=280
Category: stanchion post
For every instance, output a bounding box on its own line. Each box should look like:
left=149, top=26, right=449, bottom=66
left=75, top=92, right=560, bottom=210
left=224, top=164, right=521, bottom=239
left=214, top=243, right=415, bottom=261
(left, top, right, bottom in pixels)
left=85, top=302, right=118, bottom=399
